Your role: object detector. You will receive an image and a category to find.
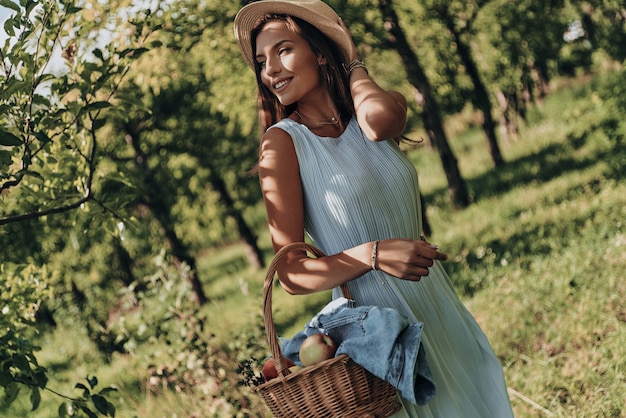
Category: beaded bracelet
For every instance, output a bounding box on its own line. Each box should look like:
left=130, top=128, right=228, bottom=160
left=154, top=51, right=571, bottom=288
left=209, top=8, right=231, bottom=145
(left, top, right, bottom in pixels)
left=371, top=240, right=380, bottom=271
left=371, top=240, right=388, bottom=285
left=347, top=59, right=368, bottom=75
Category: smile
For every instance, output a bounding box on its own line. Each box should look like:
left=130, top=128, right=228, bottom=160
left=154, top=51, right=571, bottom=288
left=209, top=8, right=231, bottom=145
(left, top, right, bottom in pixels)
left=274, top=79, right=290, bottom=90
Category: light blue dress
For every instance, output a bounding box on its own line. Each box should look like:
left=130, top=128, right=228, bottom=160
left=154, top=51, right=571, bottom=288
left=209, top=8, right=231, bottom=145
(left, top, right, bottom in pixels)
left=270, top=116, right=514, bottom=417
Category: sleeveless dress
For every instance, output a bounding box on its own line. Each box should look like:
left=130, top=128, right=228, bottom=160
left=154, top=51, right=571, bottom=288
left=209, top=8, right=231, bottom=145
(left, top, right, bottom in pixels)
left=271, top=117, right=514, bottom=417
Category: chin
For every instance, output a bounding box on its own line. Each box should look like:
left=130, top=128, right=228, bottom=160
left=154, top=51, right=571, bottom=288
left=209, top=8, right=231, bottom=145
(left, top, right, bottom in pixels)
left=276, top=96, right=296, bottom=106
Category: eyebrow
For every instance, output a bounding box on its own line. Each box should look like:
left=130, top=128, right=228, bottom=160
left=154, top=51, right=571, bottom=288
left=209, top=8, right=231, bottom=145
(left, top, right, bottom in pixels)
left=255, top=39, right=294, bottom=61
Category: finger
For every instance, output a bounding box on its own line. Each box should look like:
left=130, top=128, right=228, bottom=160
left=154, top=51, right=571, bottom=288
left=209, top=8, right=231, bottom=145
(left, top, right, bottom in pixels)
left=416, top=243, right=448, bottom=261
left=403, top=274, right=421, bottom=282
left=435, top=250, right=448, bottom=261
left=413, top=256, right=434, bottom=269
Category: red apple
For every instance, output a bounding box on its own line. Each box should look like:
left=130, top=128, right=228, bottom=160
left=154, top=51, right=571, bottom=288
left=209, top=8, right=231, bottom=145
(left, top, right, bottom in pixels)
left=261, top=357, right=295, bottom=381
left=299, top=333, right=338, bottom=367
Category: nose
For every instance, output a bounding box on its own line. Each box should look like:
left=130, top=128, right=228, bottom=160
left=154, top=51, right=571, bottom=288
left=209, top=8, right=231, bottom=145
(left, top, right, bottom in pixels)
left=264, top=55, right=281, bottom=76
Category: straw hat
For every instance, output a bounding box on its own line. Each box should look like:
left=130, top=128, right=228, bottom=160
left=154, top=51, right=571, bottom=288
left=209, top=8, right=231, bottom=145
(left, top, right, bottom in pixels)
left=234, top=0, right=352, bottom=70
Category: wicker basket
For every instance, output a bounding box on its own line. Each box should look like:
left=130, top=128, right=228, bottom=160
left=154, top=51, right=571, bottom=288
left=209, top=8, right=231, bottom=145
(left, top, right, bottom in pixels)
left=255, top=242, right=401, bottom=417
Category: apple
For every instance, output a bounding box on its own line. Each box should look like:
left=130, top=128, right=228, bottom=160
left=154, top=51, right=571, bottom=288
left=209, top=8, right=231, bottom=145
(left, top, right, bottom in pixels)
left=261, top=357, right=295, bottom=381
left=299, top=333, right=338, bottom=367
left=288, top=365, right=303, bottom=374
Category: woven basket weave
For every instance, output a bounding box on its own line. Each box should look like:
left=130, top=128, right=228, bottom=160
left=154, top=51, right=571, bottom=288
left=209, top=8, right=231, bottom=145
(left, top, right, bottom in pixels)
left=255, top=242, right=401, bottom=417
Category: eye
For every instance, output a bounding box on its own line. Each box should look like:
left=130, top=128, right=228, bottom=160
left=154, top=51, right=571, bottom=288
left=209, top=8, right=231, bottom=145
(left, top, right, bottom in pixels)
left=278, top=47, right=290, bottom=55
left=256, top=60, right=266, bottom=68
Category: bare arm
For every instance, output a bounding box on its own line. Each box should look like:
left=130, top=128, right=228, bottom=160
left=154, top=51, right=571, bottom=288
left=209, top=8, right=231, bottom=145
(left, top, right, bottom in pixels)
left=340, top=19, right=408, bottom=141
left=259, top=127, right=373, bottom=294
left=350, top=69, right=408, bottom=141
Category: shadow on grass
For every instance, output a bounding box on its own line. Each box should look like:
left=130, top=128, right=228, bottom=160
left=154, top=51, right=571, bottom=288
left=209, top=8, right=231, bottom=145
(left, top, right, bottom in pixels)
left=426, top=116, right=625, bottom=297
left=471, top=124, right=622, bottom=203
left=423, top=115, right=624, bottom=209
left=425, top=110, right=623, bottom=205
left=198, top=246, right=275, bottom=302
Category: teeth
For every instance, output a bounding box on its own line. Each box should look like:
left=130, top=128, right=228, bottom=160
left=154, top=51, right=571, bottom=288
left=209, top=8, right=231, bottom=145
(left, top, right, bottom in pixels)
left=274, top=80, right=288, bottom=89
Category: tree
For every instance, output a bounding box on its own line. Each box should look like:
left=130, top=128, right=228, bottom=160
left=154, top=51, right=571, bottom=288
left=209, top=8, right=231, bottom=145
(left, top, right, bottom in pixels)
left=429, top=0, right=505, bottom=167
left=475, top=0, right=567, bottom=138
left=376, top=0, right=470, bottom=208
left=0, top=0, right=159, bottom=413
left=573, top=0, right=626, bottom=61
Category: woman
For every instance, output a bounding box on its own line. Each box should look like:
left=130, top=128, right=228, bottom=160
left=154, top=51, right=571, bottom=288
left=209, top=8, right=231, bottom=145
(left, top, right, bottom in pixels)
left=234, top=1, right=514, bottom=416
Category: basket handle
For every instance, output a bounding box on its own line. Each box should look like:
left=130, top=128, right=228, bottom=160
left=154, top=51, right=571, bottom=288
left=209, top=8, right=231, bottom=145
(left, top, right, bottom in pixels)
left=263, top=242, right=352, bottom=377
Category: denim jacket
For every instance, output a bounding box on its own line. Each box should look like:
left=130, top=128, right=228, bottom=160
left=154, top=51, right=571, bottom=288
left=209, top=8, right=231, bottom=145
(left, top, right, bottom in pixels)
left=281, top=298, right=437, bottom=405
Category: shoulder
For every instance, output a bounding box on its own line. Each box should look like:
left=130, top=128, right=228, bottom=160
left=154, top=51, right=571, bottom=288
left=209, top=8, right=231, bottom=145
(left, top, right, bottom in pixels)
left=259, top=123, right=298, bottom=172
left=261, top=124, right=295, bottom=150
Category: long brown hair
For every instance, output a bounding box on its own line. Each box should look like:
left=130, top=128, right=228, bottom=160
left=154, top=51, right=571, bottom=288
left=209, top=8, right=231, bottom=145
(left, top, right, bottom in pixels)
left=250, top=14, right=354, bottom=132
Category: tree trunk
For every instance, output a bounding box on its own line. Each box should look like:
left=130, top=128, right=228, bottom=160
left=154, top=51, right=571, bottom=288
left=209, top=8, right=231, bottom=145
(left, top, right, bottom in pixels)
left=141, top=192, right=208, bottom=306
left=496, top=90, right=519, bottom=144
left=209, top=172, right=265, bottom=269
left=125, top=124, right=209, bottom=306
left=377, top=0, right=469, bottom=208
left=441, top=10, right=505, bottom=168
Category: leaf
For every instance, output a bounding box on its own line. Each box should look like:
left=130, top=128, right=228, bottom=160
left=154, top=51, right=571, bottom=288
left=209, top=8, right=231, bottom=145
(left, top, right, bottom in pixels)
left=33, top=131, right=51, bottom=143
left=31, top=93, right=51, bottom=107
left=25, top=0, right=37, bottom=15
left=0, top=78, right=28, bottom=99
left=75, top=382, right=90, bottom=397
left=107, top=402, right=116, bottom=417
left=58, top=402, right=68, bottom=417
left=92, top=118, right=106, bottom=131
left=93, top=48, right=104, bottom=60
left=30, top=387, right=41, bottom=411
left=23, top=170, right=43, bottom=180
left=84, top=101, right=112, bottom=112
left=87, top=375, right=98, bottom=389
left=0, top=370, right=12, bottom=386
left=35, top=73, right=55, bottom=85
left=3, top=17, right=15, bottom=37
left=4, top=381, right=20, bottom=404
left=0, top=129, right=21, bottom=146
left=97, top=386, right=118, bottom=395
left=91, top=394, right=108, bottom=415
left=34, top=369, right=48, bottom=388
left=0, top=0, right=20, bottom=12
left=83, top=407, right=98, bottom=418
left=13, top=354, right=31, bottom=371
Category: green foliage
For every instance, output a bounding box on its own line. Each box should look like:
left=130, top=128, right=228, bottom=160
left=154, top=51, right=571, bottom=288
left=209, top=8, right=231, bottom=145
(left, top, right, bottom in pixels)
left=1, top=265, right=49, bottom=410
left=0, top=0, right=161, bottom=414
left=573, top=0, right=626, bottom=61
left=1, top=266, right=118, bottom=417
left=0, top=0, right=157, bottom=223
left=58, top=377, right=117, bottom=418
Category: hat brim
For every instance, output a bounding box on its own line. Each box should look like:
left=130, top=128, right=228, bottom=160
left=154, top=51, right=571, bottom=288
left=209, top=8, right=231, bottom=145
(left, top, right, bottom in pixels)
left=234, top=0, right=352, bottom=70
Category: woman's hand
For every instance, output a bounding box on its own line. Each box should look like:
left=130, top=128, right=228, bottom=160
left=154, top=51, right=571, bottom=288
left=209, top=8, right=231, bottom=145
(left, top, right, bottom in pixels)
left=376, top=238, right=448, bottom=282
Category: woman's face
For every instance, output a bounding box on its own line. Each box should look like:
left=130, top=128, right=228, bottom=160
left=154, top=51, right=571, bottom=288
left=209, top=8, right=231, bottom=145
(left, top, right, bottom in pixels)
left=255, top=20, right=323, bottom=106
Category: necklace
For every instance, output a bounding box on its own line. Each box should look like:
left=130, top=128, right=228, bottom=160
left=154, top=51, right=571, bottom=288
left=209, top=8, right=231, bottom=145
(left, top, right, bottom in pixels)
left=294, top=109, right=339, bottom=126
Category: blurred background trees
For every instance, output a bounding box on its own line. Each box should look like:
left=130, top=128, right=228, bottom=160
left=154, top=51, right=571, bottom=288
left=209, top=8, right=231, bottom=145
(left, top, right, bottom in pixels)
left=1, top=0, right=624, bottom=415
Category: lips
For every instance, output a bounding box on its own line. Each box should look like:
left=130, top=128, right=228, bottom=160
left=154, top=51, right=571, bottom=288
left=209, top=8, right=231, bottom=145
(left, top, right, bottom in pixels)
left=273, top=78, right=291, bottom=92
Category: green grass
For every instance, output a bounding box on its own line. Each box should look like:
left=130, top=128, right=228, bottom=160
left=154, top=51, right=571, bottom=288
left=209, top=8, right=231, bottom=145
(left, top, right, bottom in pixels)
left=5, top=72, right=625, bottom=417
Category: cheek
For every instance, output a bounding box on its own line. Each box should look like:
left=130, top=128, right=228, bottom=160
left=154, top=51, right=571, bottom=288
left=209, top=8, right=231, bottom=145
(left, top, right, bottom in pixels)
left=259, top=72, right=273, bottom=90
